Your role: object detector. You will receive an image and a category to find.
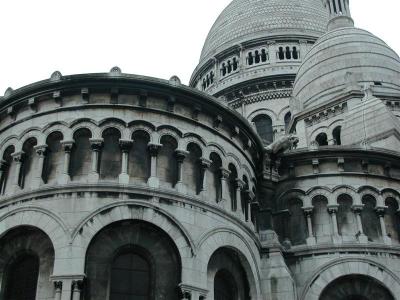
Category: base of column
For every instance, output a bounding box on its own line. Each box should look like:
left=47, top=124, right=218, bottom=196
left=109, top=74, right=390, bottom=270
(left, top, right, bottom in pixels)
left=12, top=185, right=21, bottom=194
left=31, top=177, right=44, bottom=189
left=175, top=182, right=186, bottom=194
left=357, top=233, right=368, bottom=244
left=118, top=173, right=130, bottom=185
left=383, top=236, right=392, bottom=245
left=147, top=177, right=159, bottom=188
left=306, top=236, right=316, bottom=246
left=332, top=234, right=342, bottom=245
left=88, top=172, right=99, bottom=183
left=59, top=174, right=70, bottom=185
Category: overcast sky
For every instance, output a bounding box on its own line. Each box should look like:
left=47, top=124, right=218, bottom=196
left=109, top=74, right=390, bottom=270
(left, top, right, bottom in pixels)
left=0, top=0, right=399, bottom=94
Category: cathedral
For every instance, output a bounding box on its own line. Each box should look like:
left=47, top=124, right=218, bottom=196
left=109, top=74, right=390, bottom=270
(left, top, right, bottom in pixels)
left=1, top=0, right=400, bottom=299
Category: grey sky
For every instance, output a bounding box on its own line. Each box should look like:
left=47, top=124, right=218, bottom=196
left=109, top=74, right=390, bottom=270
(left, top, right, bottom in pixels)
left=0, top=0, right=399, bottom=93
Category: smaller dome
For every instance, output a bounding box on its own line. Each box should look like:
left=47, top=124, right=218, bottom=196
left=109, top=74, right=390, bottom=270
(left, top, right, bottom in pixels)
left=293, top=27, right=400, bottom=110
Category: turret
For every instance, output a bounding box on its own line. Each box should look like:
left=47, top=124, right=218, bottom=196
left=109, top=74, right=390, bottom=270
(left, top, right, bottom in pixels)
left=324, top=0, right=354, bottom=30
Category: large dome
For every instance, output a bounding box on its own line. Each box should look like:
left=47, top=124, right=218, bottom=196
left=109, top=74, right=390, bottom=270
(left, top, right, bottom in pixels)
left=200, top=0, right=329, bottom=62
left=293, top=27, right=400, bottom=110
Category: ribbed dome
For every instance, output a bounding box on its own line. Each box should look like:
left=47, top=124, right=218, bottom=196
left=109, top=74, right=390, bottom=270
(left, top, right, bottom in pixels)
left=293, top=27, right=400, bottom=110
left=200, top=0, right=329, bottom=62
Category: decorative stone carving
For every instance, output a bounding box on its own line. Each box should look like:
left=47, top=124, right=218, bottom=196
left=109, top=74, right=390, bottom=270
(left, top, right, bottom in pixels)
left=50, top=71, right=63, bottom=81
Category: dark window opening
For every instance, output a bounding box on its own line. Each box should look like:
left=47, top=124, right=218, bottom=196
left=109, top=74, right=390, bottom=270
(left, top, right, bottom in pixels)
left=284, top=112, right=292, bottom=133
left=332, top=126, right=342, bottom=145
left=4, top=254, right=39, bottom=300
left=227, top=61, right=232, bottom=73
left=316, top=133, right=328, bottom=146
left=248, top=52, right=254, bottom=65
left=214, top=270, right=237, bottom=300
left=210, top=72, right=214, bottom=84
left=332, top=0, right=338, bottom=13
left=255, top=51, right=260, bottom=64
left=374, top=81, right=382, bottom=86
left=233, top=58, right=238, bottom=71
left=261, top=49, right=267, bottom=62
left=253, top=115, right=274, bottom=144
left=221, top=64, right=226, bottom=76
left=292, top=47, right=299, bottom=59
left=278, top=47, right=284, bottom=60
left=338, top=0, right=343, bottom=13
left=285, top=47, right=291, bottom=59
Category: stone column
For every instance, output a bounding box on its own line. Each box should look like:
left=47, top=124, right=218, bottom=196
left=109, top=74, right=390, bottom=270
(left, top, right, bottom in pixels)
left=303, top=207, right=316, bottom=245
left=219, top=167, right=231, bottom=209
left=11, top=151, right=24, bottom=191
left=88, top=138, right=103, bottom=183
left=352, top=204, right=368, bottom=243
left=174, top=149, right=188, bottom=193
left=328, top=204, right=341, bottom=244
left=54, top=281, right=62, bottom=300
left=32, top=145, right=47, bottom=189
left=376, top=206, right=392, bottom=245
left=235, top=179, right=245, bottom=216
left=147, top=143, right=162, bottom=188
left=60, top=140, right=74, bottom=184
left=179, top=283, right=208, bottom=300
left=0, top=160, right=8, bottom=194
left=71, top=280, right=83, bottom=300
left=199, top=157, right=211, bottom=199
left=119, top=139, right=133, bottom=184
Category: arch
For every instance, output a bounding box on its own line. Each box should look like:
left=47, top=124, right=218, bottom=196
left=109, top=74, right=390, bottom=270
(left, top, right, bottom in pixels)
left=252, top=114, right=274, bottom=144
left=315, top=132, right=328, bottom=146
left=276, top=190, right=306, bottom=209
left=129, top=130, right=151, bottom=183
left=333, top=186, right=359, bottom=204
left=43, top=131, right=64, bottom=184
left=196, top=228, right=261, bottom=300
left=182, top=132, right=207, bottom=147
left=184, top=142, right=203, bottom=195
left=71, top=201, right=196, bottom=268
left=361, top=194, right=381, bottom=242
left=307, top=187, right=332, bottom=205
left=228, top=163, right=238, bottom=212
left=70, top=128, right=92, bottom=181
left=157, top=126, right=183, bottom=145
left=42, top=122, right=71, bottom=141
left=311, top=195, right=330, bottom=243
left=181, top=135, right=205, bottom=155
left=384, top=197, right=400, bottom=243
left=247, top=109, right=277, bottom=122
left=98, top=117, right=127, bottom=128
left=1, top=145, right=15, bottom=195
left=287, top=198, right=308, bottom=245
left=301, top=258, right=400, bottom=300
left=337, top=193, right=357, bottom=239
left=20, top=137, right=38, bottom=190
left=69, top=119, right=99, bottom=139
left=128, top=120, right=156, bottom=132
left=206, top=143, right=227, bottom=164
left=158, top=135, right=178, bottom=188
left=0, top=136, right=18, bottom=158
left=208, top=152, right=223, bottom=203
left=18, top=128, right=43, bottom=146
left=100, top=127, right=122, bottom=181
left=332, top=126, right=342, bottom=145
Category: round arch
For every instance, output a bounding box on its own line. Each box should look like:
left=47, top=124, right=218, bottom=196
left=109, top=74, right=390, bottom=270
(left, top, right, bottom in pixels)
left=301, top=258, right=400, bottom=300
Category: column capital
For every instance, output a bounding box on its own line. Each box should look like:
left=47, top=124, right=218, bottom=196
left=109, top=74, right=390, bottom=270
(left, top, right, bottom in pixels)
left=148, top=143, right=162, bottom=156
left=61, top=140, right=74, bottom=151
left=352, top=204, right=364, bottom=213
left=235, top=178, right=245, bottom=190
left=34, top=144, right=48, bottom=156
left=219, top=167, right=231, bottom=179
left=327, top=204, right=339, bottom=214
left=0, top=159, right=8, bottom=170
left=175, top=149, right=189, bottom=162
left=54, top=280, right=63, bottom=290
left=179, top=283, right=208, bottom=300
left=11, top=151, right=24, bottom=162
left=302, top=206, right=314, bottom=216
left=119, top=139, right=133, bottom=152
left=89, top=138, right=104, bottom=151
left=375, top=205, right=388, bottom=217
left=199, top=157, right=211, bottom=169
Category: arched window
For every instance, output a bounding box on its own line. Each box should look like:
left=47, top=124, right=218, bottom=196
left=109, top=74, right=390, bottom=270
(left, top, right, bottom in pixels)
left=214, top=270, right=237, bottom=300
left=384, top=198, right=400, bottom=242
left=248, top=52, right=253, bottom=65
left=332, top=126, right=342, bottom=145
left=221, top=63, right=226, bottom=76
left=284, top=112, right=292, bottom=133
left=227, top=61, right=232, bottom=73
left=4, top=254, right=39, bottom=300
left=278, top=47, right=284, bottom=60
left=110, top=250, right=151, bottom=300
left=21, top=138, right=38, bottom=189
left=129, top=131, right=150, bottom=184
left=1, top=145, right=15, bottom=195
left=184, top=143, right=202, bottom=195
left=255, top=51, right=260, bottom=64
left=228, top=164, right=238, bottom=211
left=252, top=115, right=274, bottom=144
left=361, top=195, right=381, bottom=242
left=70, top=128, right=92, bottom=180
left=261, top=49, right=267, bottom=62
left=43, top=132, right=64, bottom=185
left=292, top=47, right=299, bottom=59
left=288, top=198, right=307, bottom=245
left=315, top=133, right=328, bottom=146
left=208, top=153, right=222, bottom=203
left=100, top=128, right=122, bottom=181
left=337, top=194, right=357, bottom=239
left=312, top=196, right=331, bottom=243
left=233, top=58, right=238, bottom=71
left=285, top=47, right=291, bottom=59
left=158, top=135, right=178, bottom=188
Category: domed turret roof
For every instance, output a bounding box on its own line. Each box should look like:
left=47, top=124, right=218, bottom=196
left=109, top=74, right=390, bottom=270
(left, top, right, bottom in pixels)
left=200, top=0, right=329, bottom=62
left=292, top=27, right=400, bottom=110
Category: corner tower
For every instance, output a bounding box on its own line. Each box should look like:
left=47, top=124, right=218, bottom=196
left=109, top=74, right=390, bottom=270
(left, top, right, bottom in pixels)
left=190, top=0, right=329, bottom=145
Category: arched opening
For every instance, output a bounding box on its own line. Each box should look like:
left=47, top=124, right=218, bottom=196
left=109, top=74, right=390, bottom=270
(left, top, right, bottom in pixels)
left=241, top=176, right=249, bottom=217
left=316, top=132, right=328, bottom=146
left=288, top=198, right=307, bottom=245
left=1, top=145, right=15, bottom=195
left=292, top=47, right=299, bottom=59
left=320, top=275, right=394, bottom=300
left=252, top=115, right=273, bottom=145
left=278, top=47, right=284, bottom=60
left=109, top=248, right=152, bottom=300
left=85, top=220, right=181, bottom=300
left=129, top=131, right=150, bottom=184
left=233, top=58, right=238, bottom=71
left=285, top=46, right=291, bottom=59
left=228, top=164, right=238, bottom=212
left=4, top=254, right=39, bottom=300
left=337, top=194, right=357, bottom=240
left=255, top=51, right=260, bottom=64
left=0, top=226, right=55, bottom=300
left=227, top=61, right=232, bottom=74
left=70, top=128, right=92, bottom=181
left=284, top=112, right=292, bottom=133
left=261, top=49, right=267, bottom=62
left=312, top=196, right=331, bottom=243
left=384, top=198, right=400, bottom=242
left=208, top=153, right=222, bottom=203
left=158, top=135, right=178, bottom=188
left=221, top=63, right=226, bottom=76
left=214, top=270, right=237, bottom=300
left=361, top=195, right=381, bottom=242
left=100, top=128, right=122, bottom=181
left=21, top=138, right=38, bottom=189
left=43, top=132, right=64, bottom=185
left=208, top=248, right=251, bottom=300
left=184, top=143, right=202, bottom=195
left=333, top=126, right=342, bottom=145
left=248, top=52, right=254, bottom=65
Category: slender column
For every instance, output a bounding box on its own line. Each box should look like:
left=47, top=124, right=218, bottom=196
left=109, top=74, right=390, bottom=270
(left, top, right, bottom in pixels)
left=352, top=204, right=368, bottom=243
left=71, top=280, right=83, bottom=300
left=0, top=160, right=8, bottom=194
left=147, top=143, right=162, bottom=188
left=174, top=149, right=189, bottom=193
left=376, top=206, right=392, bottom=245
left=235, top=179, right=245, bottom=216
left=32, top=145, right=47, bottom=189
left=11, top=151, right=24, bottom=191
left=54, top=281, right=62, bottom=300
left=246, top=191, right=256, bottom=227
left=303, top=207, right=316, bottom=245
left=60, top=140, right=74, bottom=184
left=89, top=138, right=103, bottom=183
left=328, top=204, right=341, bottom=244
left=199, top=157, right=211, bottom=198
left=119, top=139, right=133, bottom=184
left=219, top=167, right=231, bottom=209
